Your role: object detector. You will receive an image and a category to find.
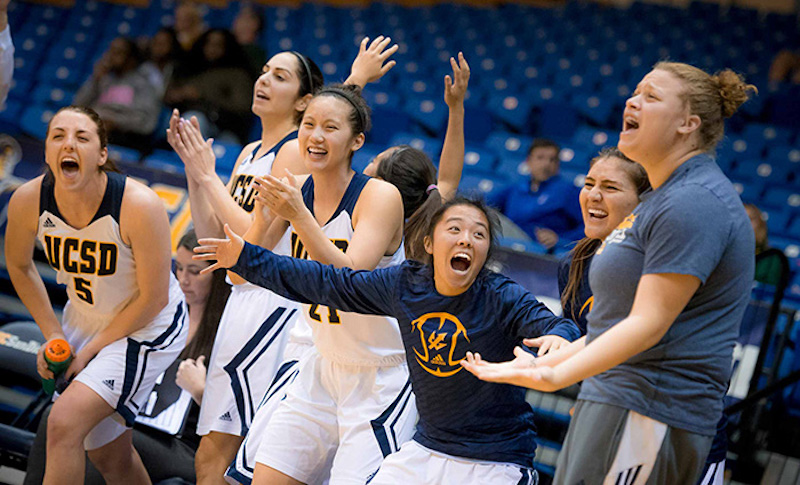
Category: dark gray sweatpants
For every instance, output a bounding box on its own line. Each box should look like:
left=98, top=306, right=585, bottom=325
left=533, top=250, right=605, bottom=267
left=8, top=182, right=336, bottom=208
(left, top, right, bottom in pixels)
left=553, top=400, right=712, bottom=485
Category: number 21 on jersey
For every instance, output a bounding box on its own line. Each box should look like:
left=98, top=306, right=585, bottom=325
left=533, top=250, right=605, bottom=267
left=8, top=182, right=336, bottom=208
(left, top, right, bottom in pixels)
left=291, top=233, right=349, bottom=325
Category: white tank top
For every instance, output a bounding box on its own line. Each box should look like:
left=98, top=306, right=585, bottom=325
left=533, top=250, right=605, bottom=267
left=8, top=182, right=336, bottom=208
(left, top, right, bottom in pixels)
left=37, top=171, right=138, bottom=323
left=228, top=132, right=297, bottom=289
left=276, top=173, right=406, bottom=366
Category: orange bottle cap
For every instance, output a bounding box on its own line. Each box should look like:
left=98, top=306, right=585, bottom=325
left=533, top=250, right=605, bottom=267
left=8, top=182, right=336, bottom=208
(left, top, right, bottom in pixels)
left=45, top=339, right=72, bottom=363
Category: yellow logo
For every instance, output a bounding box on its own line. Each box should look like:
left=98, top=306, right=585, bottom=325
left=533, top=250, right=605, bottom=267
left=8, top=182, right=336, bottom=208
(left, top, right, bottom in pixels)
left=411, top=312, right=470, bottom=377
left=598, top=213, right=637, bottom=255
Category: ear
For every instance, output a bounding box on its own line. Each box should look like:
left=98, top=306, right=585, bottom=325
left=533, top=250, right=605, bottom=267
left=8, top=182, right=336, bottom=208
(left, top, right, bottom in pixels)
left=678, top=114, right=701, bottom=135
left=295, top=93, right=313, bottom=114
left=424, top=235, right=433, bottom=256
left=98, top=147, right=108, bottom=167
left=351, top=132, right=365, bottom=152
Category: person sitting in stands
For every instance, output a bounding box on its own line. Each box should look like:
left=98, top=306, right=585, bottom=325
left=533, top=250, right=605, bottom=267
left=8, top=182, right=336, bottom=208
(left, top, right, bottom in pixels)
left=488, top=138, right=583, bottom=251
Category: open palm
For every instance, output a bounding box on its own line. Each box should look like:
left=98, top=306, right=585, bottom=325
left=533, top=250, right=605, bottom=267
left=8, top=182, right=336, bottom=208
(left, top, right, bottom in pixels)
left=194, top=224, right=245, bottom=274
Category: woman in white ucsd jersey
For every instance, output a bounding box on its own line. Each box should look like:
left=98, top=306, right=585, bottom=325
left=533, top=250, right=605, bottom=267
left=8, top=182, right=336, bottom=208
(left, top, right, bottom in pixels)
left=240, top=83, right=415, bottom=485
left=225, top=36, right=404, bottom=485
left=167, top=49, right=323, bottom=484
left=5, top=106, right=187, bottom=485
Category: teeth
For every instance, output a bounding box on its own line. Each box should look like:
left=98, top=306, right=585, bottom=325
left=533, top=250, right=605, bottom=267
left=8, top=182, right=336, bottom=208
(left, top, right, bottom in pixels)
left=308, top=148, right=327, bottom=154
left=588, top=209, right=607, bottom=217
left=454, top=252, right=471, bottom=261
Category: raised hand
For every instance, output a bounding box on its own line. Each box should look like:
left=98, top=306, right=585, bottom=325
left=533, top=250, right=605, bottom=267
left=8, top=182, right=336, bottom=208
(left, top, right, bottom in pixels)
left=347, top=36, right=399, bottom=87
left=444, top=52, right=470, bottom=108
left=252, top=170, right=307, bottom=222
left=194, top=224, right=246, bottom=274
left=460, top=346, right=561, bottom=391
left=166, top=109, right=216, bottom=181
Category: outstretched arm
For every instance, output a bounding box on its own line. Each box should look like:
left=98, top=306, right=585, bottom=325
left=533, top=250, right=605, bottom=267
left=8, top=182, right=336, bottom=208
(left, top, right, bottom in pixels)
left=345, top=36, right=399, bottom=88
left=463, top=273, right=699, bottom=391
left=437, top=53, right=470, bottom=200
left=195, top=224, right=397, bottom=316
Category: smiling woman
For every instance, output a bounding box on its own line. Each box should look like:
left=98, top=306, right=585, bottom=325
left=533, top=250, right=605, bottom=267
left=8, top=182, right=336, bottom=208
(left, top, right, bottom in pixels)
left=5, top=106, right=187, bottom=485
left=191, top=196, right=581, bottom=485
left=462, top=63, right=757, bottom=485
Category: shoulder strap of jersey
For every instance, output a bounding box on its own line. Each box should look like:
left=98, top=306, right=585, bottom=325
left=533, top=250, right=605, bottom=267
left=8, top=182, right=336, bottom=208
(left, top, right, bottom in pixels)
left=240, top=141, right=262, bottom=167
left=337, top=172, right=370, bottom=219
left=39, top=170, right=60, bottom=217
left=91, top=171, right=126, bottom=224
left=301, top=175, right=314, bottom=213
left=269, top=130, right=298, bottom=156
left=301, top=173, right=370, bottom=225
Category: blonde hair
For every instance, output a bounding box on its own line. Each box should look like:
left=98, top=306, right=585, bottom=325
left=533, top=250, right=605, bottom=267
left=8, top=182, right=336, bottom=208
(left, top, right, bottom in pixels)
left=654, top=62, right=757, bottom=151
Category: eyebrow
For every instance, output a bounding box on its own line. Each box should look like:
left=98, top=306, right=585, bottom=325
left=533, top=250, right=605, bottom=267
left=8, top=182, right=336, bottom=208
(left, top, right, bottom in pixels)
left=265, top=65, right=292, bottom=76
left=50, top=127, right=90, bottom=134
left=444, top=215, right=489, bottom=231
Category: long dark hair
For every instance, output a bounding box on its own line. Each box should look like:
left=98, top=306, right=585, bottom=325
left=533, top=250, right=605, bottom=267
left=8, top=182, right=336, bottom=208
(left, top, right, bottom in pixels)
left=560, top=147, right=650, bottom=318
left=375, top=146, right=442, bottom=262
left=421, top=195, right=501, bottom=267
left=176, top=229, right=231, bottom=361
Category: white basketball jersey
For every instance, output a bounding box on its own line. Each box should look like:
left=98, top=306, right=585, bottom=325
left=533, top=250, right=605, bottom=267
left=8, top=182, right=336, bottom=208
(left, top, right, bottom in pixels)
left=278, top=173, right=406, bottom=366
left=228, top=132, right=296, bottom=213
left=37, top=171, right=137, bottom=324
left=229, top=132, right=297, bottom=288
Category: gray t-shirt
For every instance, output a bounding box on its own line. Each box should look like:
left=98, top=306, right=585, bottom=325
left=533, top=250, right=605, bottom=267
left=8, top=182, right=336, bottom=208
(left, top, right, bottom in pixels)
left=579, top=154, right=754, bottom=436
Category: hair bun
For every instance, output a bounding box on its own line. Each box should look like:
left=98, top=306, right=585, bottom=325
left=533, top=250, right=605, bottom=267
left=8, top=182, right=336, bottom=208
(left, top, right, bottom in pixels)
left=712, top=70, right=757, bottom=118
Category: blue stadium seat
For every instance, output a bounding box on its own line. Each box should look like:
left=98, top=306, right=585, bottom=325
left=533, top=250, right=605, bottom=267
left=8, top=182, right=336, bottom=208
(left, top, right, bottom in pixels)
left=362, top=88, right=403, bottom=110
left=143, top=149, right=184, bottom=176
left=461, top=145, right=497, bottom=175
left=762, top=209, right=793, bottom=238
left=351, top=145, right=382, bottom=175
left=30, top=84, right=74, bottom=108
left=496, top=155, right=529, bottom=185
left=534, top=101, right=578, bottom=140
left=36, top=63, right=84, bottom=89
left=462, top=104, right=494, bottom=143
left=730, top=160, right=791, bottom=185
left=369, top=107, right=411, bottom=146
left=487, top=93, right=533, bottom=133
left=730, top=179, right=766, bottom=205
left=484, top=132, right=533, bottom=160
left=742, top=123, right=794, bottom=147
left=403, top=97, right=447, bottom=135
left=717, top=137, right=766, bottom=164
left=457, top=173, right=509, bottom=201
left=558, top=144, right=593, bottom=171
left=571, top=125, right=619, bottom=151
left=20, top=104, right=56, bottom=140
left=388, top=132, right=442, bottom=161
left=212, top=141, right=244, bottom=175
left=107, top=144, right=142, bottom=165
left=760, top=187, right=800, bottom=212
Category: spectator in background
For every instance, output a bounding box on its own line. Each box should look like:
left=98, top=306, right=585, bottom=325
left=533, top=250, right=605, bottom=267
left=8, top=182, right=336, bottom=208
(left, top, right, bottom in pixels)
left=165, top=29, right=255, bottom=144
left=745, top=203, right=788, bottom=286
left=174, top=1, right=206, bottom=52
left=0, top=0, right=13, bottom=107
left=487, top=139, right=583, bottom=250
left=769, top=49, right=800, bottom=84
left=141, top=27, right=181, bottom=97
left=74, top=37, right=161, bottom=150
left=232, top=4, right=266, bottom=77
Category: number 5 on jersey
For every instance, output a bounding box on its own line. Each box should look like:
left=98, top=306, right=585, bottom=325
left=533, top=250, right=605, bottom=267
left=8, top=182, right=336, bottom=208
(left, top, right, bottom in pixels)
left=74, top=277, right=94, bottom=304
